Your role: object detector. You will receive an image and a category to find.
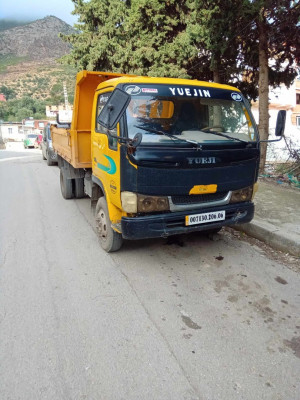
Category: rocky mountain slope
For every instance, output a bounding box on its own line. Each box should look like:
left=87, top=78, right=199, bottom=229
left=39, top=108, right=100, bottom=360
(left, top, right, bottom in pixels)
left=0, top=16, right=75, bottom=60
left=0, top=16, right=77, bottom=102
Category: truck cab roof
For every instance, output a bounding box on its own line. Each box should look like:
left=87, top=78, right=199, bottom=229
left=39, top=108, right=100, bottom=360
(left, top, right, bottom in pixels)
left=96, top=75, right=240, bottom=93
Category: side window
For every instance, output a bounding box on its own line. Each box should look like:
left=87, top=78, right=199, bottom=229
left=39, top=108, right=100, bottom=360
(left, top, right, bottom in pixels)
left=96, top=92, right=118, bottom=150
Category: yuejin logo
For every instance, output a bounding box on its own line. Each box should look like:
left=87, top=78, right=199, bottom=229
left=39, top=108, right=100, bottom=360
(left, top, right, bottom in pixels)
left=125, top=85, right=141, bottom=95
left=231, top=92, right=242, bottom=101
left=95, top=155, right=117, bottom=175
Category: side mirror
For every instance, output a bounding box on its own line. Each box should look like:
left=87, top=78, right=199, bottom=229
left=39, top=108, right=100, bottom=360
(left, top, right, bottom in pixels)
left=275, top=110, right=286, bottom=137
left=56, top=110, right=72, bottom=127
left=97, top=88, right=131, bottom=130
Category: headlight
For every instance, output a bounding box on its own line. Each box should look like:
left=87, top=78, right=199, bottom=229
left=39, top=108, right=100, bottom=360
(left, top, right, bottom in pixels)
left=121, top=192, right=170, bottom=213
left=230, top=186, right=253, bottom=203
left=121, top=191, right=137, bottom=213
left=137, top=194, right=169, bottom=213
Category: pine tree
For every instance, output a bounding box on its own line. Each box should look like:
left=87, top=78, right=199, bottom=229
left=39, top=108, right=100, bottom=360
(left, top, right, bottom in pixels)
left=61, top=0, right=130, bottom=71
left=186, top=0, right=245, bottom=85
left=119, top=0, right=193, bottom=77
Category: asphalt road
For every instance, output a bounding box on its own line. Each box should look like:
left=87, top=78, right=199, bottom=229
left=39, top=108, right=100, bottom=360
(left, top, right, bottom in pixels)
left=0, top=143, right=299, bottom=400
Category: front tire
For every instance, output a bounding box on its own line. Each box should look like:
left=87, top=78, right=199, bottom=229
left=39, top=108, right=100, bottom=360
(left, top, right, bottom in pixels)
left=60, top=169, right=73, bottom=199
left=95, top=197, right=123, bottom=252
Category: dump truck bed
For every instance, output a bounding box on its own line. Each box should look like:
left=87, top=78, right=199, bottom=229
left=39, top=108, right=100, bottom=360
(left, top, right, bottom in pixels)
left=51, top=70, right=131, bottom=169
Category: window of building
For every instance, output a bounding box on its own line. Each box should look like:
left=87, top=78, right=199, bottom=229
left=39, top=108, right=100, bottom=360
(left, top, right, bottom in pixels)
left=296, top=93, right=300, bottom=105
left=296, top=116, right=300, bottom=128
left=8, top=128, right=12, bottom=134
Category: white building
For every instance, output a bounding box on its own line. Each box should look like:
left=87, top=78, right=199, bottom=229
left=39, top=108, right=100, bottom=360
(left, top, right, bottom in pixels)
left=251, top=77, right=300, bottom=162
left=0, top=122, right=24, bottom=141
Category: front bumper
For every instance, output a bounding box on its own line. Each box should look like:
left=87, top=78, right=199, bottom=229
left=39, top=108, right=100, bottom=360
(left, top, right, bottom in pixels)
left=121, top=202, right=254, bottom=240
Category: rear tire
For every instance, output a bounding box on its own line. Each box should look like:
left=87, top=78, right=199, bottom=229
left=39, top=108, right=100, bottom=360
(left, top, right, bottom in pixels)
left=60, top=169, right=73, bottom=199
left=74, top=178, right=85, bottom=198
left=95, top=197, right=123, bottom=252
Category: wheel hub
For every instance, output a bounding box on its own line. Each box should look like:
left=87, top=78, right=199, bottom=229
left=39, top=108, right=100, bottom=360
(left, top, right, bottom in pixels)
left=96, top=208, right=107, bottom=240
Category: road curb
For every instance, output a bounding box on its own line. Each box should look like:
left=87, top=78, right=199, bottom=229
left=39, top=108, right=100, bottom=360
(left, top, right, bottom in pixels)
left=234, top=219, right=300, bottom=257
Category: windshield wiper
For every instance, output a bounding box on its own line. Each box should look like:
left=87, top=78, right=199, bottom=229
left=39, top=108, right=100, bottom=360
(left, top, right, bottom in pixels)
left=134, top=125, right=202, bottom=148
left=201, top=128, right=248, bottom=144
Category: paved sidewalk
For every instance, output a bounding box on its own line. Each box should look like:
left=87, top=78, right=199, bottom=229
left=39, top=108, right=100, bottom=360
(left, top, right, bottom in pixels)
left=235, top=179, right=300, bottom=257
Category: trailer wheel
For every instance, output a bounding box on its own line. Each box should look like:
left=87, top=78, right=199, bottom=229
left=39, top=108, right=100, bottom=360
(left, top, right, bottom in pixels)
left=74, top=178, right=85, bottom=198
left=60, top=169, right=73, bottom=199
left=95, top=197, right=123, bottom=252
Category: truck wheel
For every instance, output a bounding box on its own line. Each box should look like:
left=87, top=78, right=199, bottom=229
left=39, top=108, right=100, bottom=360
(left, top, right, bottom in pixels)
left=60, top=169, right=73, bottom=199
left=95, top=197, right=123, bottom=252
left=74, top=178, right=85, bottom=198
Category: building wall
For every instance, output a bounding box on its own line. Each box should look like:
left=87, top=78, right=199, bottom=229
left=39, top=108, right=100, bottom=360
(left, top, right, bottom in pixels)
left=0, top=123, right=23, bottom=141
left=0, top=119, right=50, bottom=141
left=251, top=78, right=300, bottom=162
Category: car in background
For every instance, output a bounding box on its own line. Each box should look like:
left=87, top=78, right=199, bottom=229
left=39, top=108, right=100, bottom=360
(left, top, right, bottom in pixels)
left=41, top=123, right=58, bottom=166
left=24, top=134, right=37, bottom=149
left=34, top=134, right=43, bottom=149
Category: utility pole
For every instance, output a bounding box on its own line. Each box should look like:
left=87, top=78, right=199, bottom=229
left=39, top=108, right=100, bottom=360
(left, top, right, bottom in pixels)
left=63, top=82, right=69, bottom=109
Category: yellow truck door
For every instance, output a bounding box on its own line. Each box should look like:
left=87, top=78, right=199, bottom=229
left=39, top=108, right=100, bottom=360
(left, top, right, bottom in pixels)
left=92, top=89, right=122, bottom=212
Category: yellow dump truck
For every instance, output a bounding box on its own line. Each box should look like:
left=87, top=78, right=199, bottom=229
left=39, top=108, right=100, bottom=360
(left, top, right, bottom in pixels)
left=52, top=70, right=285, bottom=252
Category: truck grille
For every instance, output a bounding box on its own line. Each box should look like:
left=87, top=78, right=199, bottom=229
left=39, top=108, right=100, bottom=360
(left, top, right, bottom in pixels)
left=171, top=192, right=228, bottom=205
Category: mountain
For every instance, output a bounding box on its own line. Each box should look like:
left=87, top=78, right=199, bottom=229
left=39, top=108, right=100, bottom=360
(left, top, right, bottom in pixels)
left=0, top=16, right=77, bottom=106
left=0, top=19, right=33, bottom=32
left=0, top=16, right=75, bottom=60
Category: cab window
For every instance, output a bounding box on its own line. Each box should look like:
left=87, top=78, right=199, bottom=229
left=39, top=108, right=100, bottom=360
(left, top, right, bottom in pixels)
left=96, top=92, right=118, bottom=150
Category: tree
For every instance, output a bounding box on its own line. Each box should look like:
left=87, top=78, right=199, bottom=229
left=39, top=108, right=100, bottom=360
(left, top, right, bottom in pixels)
left=237, top=0, right=299, bottom=171
left=0, top=85, right=16, bottom=100
left=0, top=97, right=47, bottom=122
left=61, top=0, right=130, bottom=71
left=186, top=0, right=246, bottom=85
left=62, top=0, right=299, bottom=172
left=119, top=0, right=193, bottom=77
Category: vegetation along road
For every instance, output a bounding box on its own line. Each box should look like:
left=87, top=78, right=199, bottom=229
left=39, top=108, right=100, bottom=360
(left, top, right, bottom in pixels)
left=0, top=143, right=299, bottom=400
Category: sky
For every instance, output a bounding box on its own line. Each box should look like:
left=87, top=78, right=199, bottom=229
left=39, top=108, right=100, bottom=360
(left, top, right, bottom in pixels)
left=0, top=0, right=77, bottom=26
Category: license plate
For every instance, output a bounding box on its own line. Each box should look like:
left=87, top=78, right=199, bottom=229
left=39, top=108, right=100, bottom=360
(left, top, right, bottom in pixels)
left=185, top=210, right=225, bottom=226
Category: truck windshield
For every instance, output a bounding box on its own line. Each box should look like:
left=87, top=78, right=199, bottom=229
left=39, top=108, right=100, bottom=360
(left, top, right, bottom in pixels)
left=125, top=84, right=256, bottom=146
